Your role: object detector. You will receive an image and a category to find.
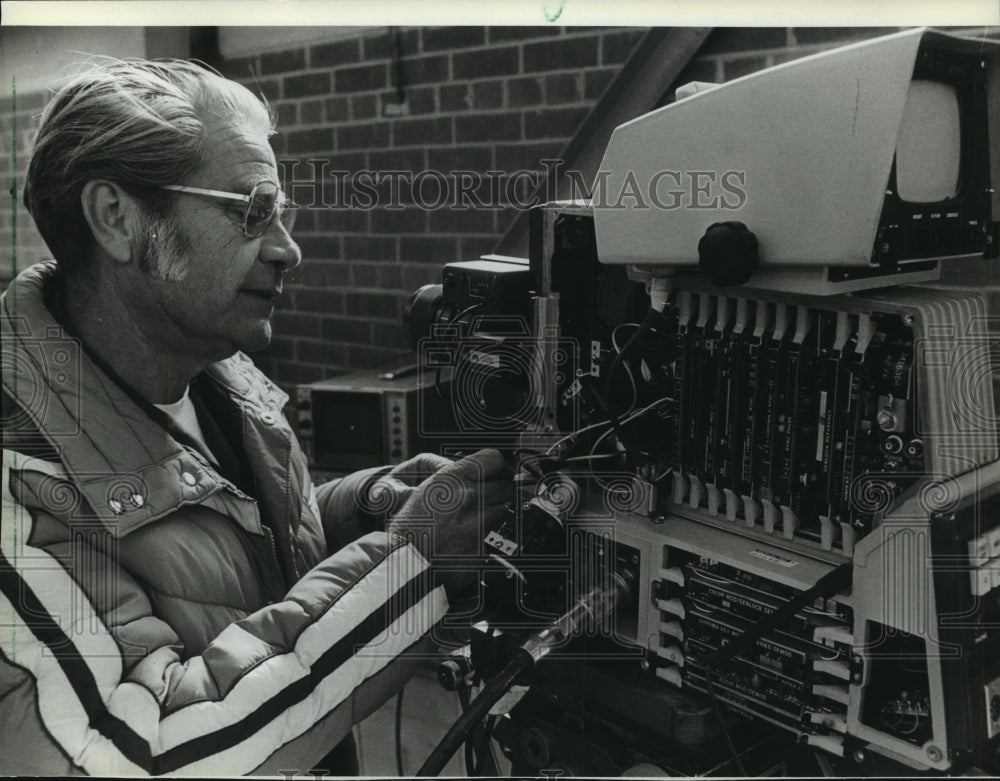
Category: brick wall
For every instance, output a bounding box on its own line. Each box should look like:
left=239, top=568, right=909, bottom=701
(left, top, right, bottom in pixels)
left=4, top=26, right=996, bottom=392
left=0, top=89, right=53, bottom=282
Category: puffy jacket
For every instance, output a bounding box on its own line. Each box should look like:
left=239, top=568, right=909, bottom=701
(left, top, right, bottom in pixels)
left=0, top=262, right=448, bottom=775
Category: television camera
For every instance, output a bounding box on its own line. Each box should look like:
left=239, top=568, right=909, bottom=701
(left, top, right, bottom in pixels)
left=392, top=28, right=1000, bottom=776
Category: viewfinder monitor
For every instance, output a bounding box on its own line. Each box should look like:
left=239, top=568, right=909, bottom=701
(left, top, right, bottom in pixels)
left=593, top=28, right=998, bottom=294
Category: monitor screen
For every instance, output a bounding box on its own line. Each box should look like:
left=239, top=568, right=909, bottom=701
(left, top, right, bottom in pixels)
left=315, top=391, right=383, bottom=470
left=895, top=79, right=961, bottom=203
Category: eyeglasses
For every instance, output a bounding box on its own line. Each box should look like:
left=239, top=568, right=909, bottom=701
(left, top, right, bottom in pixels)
left=157, top=181, right=298, bottom=238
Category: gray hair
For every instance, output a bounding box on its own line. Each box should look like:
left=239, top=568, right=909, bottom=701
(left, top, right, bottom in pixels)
left=24, top=58, right=274, bottom=272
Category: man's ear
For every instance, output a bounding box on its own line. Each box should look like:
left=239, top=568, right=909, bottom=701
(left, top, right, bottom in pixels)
left=80, top=180, right=143, bottom=265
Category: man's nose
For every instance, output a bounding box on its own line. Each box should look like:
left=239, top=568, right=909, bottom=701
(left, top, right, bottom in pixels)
left=259, top=221, right=302, bottom=271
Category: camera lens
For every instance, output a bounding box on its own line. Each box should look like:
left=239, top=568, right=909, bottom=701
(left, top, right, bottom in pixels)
left=402, top=283, right=444, bottom=350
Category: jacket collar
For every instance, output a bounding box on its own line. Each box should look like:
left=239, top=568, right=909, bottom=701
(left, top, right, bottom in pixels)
left=1, top=262, right=286, bottom=538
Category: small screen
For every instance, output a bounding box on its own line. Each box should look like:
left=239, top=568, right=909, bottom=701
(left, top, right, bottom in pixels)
left=315, top=391, right=383, bottom=470
left=895, top=80, right=961, bottom=203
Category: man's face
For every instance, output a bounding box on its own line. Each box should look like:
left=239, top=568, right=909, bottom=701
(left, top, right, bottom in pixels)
left=131, top=113, right=300, bottom=362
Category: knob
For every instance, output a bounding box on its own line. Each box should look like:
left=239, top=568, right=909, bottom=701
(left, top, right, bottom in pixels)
left=882, top=434, right=903, bottom=454
left=876, top=409, right=897, bottom=431
left=438, top=657, right=472, bottom=691
left=520, top=727, right=552, bottom=769
left=697, top=221, right=759, bottom=286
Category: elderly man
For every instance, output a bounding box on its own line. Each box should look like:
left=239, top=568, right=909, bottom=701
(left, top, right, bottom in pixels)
left=0, top=59, right=512, bottom=775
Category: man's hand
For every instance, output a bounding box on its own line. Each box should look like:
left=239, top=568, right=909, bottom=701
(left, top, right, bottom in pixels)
left=355, top=452, right=454, bottom=520
left=384, top=452, right=453, bottom=487
left=385, top=449, right=514, bottom=595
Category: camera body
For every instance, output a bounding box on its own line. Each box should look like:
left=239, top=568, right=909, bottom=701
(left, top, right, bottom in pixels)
left=406, top=256, right=582, bottom=446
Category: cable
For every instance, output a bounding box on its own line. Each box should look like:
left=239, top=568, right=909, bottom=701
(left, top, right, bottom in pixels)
left=394, top=685, right=405, bottom=776
left=456, top=685, right=474, bottom=776
left=707, top=561, right=852, bottom=673
left=586, top=395, right=674, bottom=485
left=602, top=307, right=663, bottom=472
left=461, top=702, right=497, bottom=777
left=417, top=582, right=623, bottom=776
left=471, top=716, right=497, bottom=775
left=449, top=301, right=486, bottom=329
left=610, top=323, right=640, bottom=414
left=562, top=452, right=621, bottom=464
left=516, top=382, right=674, bottom=480
left=611, top=322, right=642, bottom=353
left=704, top=669, right=747, bottom=775
left=463, top=734, right=475, bottom=776
left=417, top=653, right=531, bottom=777
left=587, top=423, right=621, bottom=473
left=514, top=418, right=618, bottom=478
left=462, top=714, right=475, bottom=774
left=622, top=395, right=674, bottom=424
left=703, top=561, right=853, bottom=776
left=544, top=416, right=616, bottom=457
left=564, top=398, right=672, bottom=467
left=512, top=449, right=547, bottom=479
left=433, top=366, right=450, bottom=401
left=653, top=465, right=674, bottom=483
